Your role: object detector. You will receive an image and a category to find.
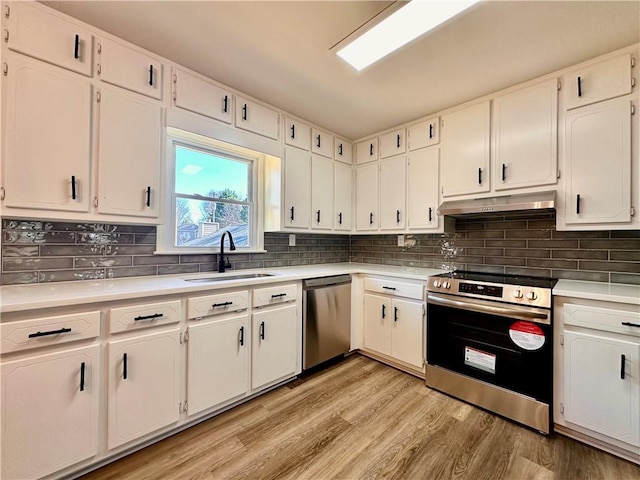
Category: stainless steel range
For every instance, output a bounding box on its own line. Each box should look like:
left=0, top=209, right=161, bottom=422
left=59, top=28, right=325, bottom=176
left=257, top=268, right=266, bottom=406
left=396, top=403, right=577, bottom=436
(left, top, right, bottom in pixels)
left=426, top=271, right=558, bottom=434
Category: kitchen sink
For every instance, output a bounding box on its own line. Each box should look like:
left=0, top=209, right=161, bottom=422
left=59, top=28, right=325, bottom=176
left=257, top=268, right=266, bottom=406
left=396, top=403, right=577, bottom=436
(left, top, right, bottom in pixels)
left=183, top=273, right=275, bottom=283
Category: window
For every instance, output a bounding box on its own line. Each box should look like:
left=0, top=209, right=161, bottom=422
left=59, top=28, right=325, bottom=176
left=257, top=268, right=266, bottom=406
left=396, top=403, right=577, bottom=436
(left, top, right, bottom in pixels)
left=159, top=128, right=264, bottom=253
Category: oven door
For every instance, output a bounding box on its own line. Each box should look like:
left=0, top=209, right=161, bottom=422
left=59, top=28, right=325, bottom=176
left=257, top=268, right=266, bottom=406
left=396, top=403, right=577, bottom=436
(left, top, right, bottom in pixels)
left=426, top=293, right=552, bottom=403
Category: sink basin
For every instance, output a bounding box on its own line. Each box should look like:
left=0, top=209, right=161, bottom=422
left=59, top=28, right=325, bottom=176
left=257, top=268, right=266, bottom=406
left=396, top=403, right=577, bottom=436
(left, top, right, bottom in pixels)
left=183, top=273, right=275, bottom=283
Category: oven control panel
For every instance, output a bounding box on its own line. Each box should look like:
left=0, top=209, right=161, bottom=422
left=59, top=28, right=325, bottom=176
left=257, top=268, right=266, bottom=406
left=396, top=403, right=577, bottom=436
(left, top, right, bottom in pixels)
left=458, top=282, right=502, bottom=297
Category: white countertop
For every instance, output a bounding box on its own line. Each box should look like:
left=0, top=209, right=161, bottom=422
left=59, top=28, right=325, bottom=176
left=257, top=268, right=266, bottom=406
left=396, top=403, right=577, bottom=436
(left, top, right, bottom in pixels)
left=0, top=263, right=443, bottom=314
left=553, top=279, right=640, bottom=306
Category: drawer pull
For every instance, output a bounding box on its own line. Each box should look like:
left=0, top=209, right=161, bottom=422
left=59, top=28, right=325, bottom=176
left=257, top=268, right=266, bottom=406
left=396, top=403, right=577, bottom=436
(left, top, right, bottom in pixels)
left=382, top=286, right=397, bottom=291
left=71, top=175, right=77, bottom=200
left=382, top=304, right=386, bottom=319
left=123, top=353, right=128, bottom=380
left=290, top=124, right=295, bottom=139
left=28, top=327, right=72, bottom=338
left=239, top=326, right=244, bottom=346
left=222, top=95, right=228, bottom=113
left=259, top=321, right=265, bottom=340
left=242, top=103, right=248, bottom=121
left=74, top=34, right=80, bottom=59
left=149, top=64, right=154, bottom=86
left=212, top=301, right=234, bottom=308
left=621, top=354, right=626, bottom=380
left=577, top=76, right=582, bottom=97
left=80, top=362, right=86, bottom=392
left=317, top=134, right=321, bottom=148
left=271, top=293, right=287, bottom=299
left=429, top=123, right=434, bottom=139
left=145, top=186, right=151, bottom=207
left=394, top=306, right=398, bottom=322
left=134, top=313, right=163, bottom=322
left=338, top=143, right=343, bottom=156
left=621, top=321, right=640, bottom=328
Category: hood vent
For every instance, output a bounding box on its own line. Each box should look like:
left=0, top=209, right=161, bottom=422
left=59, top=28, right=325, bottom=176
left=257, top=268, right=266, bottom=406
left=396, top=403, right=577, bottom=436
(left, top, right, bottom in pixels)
left=437, top=191, right=555, bottom=216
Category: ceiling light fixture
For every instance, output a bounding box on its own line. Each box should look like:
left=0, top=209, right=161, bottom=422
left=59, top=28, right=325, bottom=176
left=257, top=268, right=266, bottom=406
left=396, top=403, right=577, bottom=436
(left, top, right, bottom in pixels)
left=336, top=0, right=481, bottom=72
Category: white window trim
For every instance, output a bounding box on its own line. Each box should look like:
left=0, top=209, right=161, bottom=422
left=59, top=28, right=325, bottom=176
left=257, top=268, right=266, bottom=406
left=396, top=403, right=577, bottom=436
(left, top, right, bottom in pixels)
left=156, top=127, right=265, bottom=255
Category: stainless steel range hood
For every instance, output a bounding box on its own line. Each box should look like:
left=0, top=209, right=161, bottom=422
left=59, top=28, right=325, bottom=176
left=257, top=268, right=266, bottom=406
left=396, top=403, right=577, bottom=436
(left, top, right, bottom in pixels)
left=437, top=191, right=555, bottom=216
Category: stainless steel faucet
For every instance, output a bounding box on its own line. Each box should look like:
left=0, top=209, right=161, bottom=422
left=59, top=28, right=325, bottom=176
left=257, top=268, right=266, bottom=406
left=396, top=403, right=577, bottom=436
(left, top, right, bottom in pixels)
left=218, top=230, right=236, bottom=273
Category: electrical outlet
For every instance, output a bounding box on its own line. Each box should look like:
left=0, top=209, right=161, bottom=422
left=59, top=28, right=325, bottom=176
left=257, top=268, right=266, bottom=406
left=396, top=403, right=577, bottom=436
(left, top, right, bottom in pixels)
left=289, top=234, right=296, bottom=247
left=397, top=234, right=405, bottom=247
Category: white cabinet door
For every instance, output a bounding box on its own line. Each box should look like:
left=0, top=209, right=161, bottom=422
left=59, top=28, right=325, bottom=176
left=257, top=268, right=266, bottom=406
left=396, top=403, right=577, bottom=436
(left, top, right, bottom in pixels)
left=564, top=330, right=640, bottom=446
left=311, top=155, right=334, bottom=230
left=284, top=147, right=311, bottom=229
left=1, top=345, right=99, bottom=480
left=564, top=97, right=632, bottom=224
left=379, top=156, right=406, bottom=230
left=363, top=294, right=391, bottom=356
left=493, top=79, right=558, bottom=190
left=6, top=1, right=93, bottom=76
left=391, top=299, right=424, bottom=369
left=284, top=117, right=310, bottom=150
left=97, top=86, right=162, bottom=218
left=97, top=37, right=163, bottom=100
left=187, top=314, right=249, bottom=416
left=252, top=303, right=298, bottom=390
left=173, top=68, right=232, bottom=124
left=356, top=163, right=379, bottom=231
left=334, top=138, right=353, bottom=164
left=409, top=117, right=439, bottom=150
left=565, top=54, right=633, bottom=110
left=334, top=162, right=352, bottom=231
left=441, top=101, right=491, bottom=197
left=108, top=329, right=180, bottom=449
left=408, top=147, right=440, bottom=230
left=235, top=96, right=280, bottom=140
left=3, top=55, right=91, bottom=212
left=311, top=128, right=333, bottom=158
left=379, top=129, right=406, bottom=159
left=355, top=138, right=378, bottom=164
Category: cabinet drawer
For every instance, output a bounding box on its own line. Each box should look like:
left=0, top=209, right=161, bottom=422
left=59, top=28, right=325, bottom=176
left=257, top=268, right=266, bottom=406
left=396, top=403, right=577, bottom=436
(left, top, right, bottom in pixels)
left=253, top=283, right=298, bottom=308
left=97, top=37, right=163, bottom=100
left=173, top=68, right=232, bottom=124
left=109, top=300, right=181, bottom=334
left=364, top=277, right=424, bottom=300
left=1, top=311, right=100, bottom=354
left=409, top=117, right=439, bottom=150
left=187, top=290, right=250, bottom=319
left=564, top=303, right=640, bottom=337
left=379, top=129, right=406, bottom=159
left=334, top=138, right=352, bottom=164
left=311, top=128, right=334, bottom=158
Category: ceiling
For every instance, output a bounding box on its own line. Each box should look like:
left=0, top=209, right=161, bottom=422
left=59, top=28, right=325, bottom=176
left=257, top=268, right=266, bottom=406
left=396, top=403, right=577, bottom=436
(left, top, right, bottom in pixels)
left=43, top=1, right=640, bottom=140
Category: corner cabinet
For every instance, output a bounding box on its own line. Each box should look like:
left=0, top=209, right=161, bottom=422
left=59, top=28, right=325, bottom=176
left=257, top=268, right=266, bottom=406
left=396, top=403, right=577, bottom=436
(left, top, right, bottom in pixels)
left=355, top=162, right=379, bottom=231
left=379, top=155, right=406, bottom=230
left=407, top=147, right=440, bottom=230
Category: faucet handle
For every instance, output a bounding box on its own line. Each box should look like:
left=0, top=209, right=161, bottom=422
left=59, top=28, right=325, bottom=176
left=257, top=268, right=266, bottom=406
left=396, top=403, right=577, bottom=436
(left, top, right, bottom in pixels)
left=224, top=256, right=232, bottom=269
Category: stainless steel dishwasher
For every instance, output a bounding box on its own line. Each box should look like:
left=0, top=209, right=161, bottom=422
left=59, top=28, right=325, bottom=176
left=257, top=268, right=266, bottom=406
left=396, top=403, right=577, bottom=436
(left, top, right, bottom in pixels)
left=303, top=274, right=352, bottom=370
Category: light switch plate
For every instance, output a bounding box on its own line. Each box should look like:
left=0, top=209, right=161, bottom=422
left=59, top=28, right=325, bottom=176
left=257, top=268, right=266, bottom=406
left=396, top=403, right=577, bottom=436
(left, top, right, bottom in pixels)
left=397, top=234, right=405, bottom=247
left=289, top=234, right=296, bottom=247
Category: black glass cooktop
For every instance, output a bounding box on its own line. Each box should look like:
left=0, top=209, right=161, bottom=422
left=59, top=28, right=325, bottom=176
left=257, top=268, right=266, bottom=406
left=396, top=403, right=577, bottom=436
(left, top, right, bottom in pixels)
left=433, top=271, right=558, bottom=289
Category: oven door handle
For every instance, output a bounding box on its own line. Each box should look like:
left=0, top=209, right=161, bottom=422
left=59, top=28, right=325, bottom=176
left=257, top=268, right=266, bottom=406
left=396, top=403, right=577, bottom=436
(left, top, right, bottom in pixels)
left=427, top=294, right=551, bottom=324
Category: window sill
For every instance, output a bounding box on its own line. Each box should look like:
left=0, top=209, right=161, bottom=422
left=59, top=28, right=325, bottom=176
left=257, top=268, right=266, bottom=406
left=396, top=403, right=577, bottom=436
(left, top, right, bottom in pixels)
left=153, top=248, right=268, bottom=255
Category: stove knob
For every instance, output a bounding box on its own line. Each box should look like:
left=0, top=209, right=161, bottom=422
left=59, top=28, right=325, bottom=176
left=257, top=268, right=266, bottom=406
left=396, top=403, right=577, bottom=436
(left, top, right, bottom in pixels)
left=442, top=281, right=451, bottom=290
left=433, top=280, right=442, bottom=288
left=513, top=289, right=523, bottom=299
left=527, top=291, right=538, bottom=301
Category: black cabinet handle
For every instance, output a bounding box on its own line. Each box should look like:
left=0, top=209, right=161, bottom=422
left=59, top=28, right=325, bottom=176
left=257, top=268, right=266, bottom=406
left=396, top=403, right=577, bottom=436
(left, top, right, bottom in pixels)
left=429, top=207, right=433, bottom=222
left=123, top=353, right=128, bottom=380
left=338, top=212, right=343, bottom=225
left=149, top=65, right=154, bottom=86
left=212, top=301, right=233, bottom=308
left=338, top=144, right=343, bottom=156
left=370, top=143, right=374, bottom=156
left=502, top=163, right=506, bottom=181
left=429, top=123, right=434, bottom=139
left=576, top=194, right=581, bottom=214
left=396, top=134, right=401, bottom=148
left=577, top=76, right=582, bottom=97
left=316, top=210, right=321, bottom=223
left=28, top=327, right=71, bottom=338
left=478, top=168, right=482, bottom=185
left=290, top=206, right=295, bottom=221
left=74, top=34, right=80, bottom=59
left=316, top=134, right=321, bottom=148
left=396, top=210, right=401, bottom=223
left=369, top=212, right=374, bottom=225
left=71, top=175, right=77, bottom=200
left=382, top=286, right=396, bottom=291
left=242, top=104, right=247, bottom=121
left=259, top=321, right=265, bottom=340
left=146, top=186, right=151, bottom=207
left=622, top=321, right=640, bottom=328
left=291, top=124, right=295, bottom=139
left=271, top=293, right=287, bottom=298
left=134, top=313, right=163, bottom=322
left=394, top=306, right=398, bottom=322
left=381, top=304, right=386, bottom=319
left=621, top=354, right=626, bottom=379
left=239, top=326, right=244, bottom=346
left=80, top=362, right=86, bottom=392
left=223, top=95, right=228, bottom=113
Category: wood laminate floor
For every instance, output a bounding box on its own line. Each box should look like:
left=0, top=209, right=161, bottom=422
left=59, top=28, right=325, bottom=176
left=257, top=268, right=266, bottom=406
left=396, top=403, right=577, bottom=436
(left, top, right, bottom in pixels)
left=79, top=355, right=640, bottom=480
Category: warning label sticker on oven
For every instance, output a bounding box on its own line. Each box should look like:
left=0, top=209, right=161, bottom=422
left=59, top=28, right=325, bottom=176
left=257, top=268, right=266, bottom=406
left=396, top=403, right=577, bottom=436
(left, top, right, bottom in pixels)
left=464, top=347, right=496, bottom=374
left=509, top=321, right=545, bottom=351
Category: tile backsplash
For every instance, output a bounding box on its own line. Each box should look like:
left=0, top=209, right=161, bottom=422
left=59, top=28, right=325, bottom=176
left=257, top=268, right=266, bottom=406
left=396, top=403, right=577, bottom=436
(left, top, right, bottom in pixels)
left=2, top=212, right=639, bottom=285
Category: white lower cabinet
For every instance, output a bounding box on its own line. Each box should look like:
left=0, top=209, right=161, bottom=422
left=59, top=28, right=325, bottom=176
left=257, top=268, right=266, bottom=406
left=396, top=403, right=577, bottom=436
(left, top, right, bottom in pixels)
left=1, top=345, right=100, bottom=480
left=187, top=314, right=249, bottom=416
left=107, top=328, right=181, bottom=449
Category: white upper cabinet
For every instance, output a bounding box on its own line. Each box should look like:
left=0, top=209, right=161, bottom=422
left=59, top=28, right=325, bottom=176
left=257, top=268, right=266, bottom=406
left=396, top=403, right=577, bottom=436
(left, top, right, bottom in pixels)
left=283, top=147, right=311, bottom=229
left=441, top=101, right=491, bottom=197
left=356, top=162, right=379, bottom=231
left=334, top=138, right=353, bottom=164
left=355, top=138, right=379, bottom=164
left=311, top=128, right=333, bottom=158
left=235, top=96, right=280, bottom=140
left=96, top=86, right=162, bottom=218
left=408, top=117, right=439, bottom=151
left=565, top=54, right=634, bottom=110
left=334, top=162, right=352, bottom=231
left=173, top=67, right=232, bottom=124
left=492, top=79, right=558, bottom=191
left=284, top=117, right=310, bottom=150
left=564, top=96, right=632, bottom=225
left=311, top=155, right=334, bottom=230
left=408, top=147, right=440, bottom=230
left=379, top=156, right=406, bottom=230
left=96, top=37, right=163, bottom=100
left=5, top=1, right=93, bottom=76
left=3, top=54, right=91, bottom=213
left=379, top=128, right=406, bottom=159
